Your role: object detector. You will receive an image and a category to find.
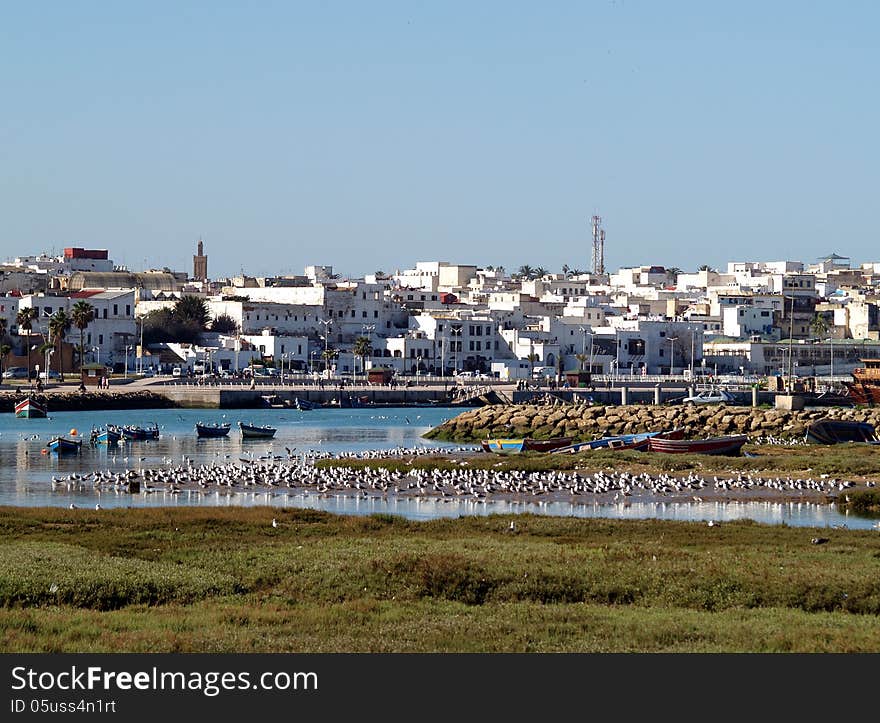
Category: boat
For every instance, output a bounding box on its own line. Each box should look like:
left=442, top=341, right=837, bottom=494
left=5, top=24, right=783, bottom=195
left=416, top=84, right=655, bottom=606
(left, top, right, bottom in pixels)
left=552, top=429, right=684, bottom=454
left=294, top=397, right=321, bottom=411
left=804, top=419, right=878, bottom=445
left=46, top=436, right=83, bottom=454
left=647, top=434, right=749, bottom=456
left=114, top=423, right=160, bottom=441
left=480, top=439, right=526, bottom=454
left=90, top=427, right=121, bottom=445
left=843, top=359, right=880, bottom=406
left=196, top=421, right=231, bottom=438
left=261, top=394, right=285, bottom=409
left=238, top=421, right=277, bottom=439
left=14, top=395, right=47, bottom=418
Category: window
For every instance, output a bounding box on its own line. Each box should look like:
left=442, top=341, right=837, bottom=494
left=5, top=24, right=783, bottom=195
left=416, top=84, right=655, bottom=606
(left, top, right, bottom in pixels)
left=351, top=310, right=355, bottom=318
left=103, top=309, right=107, bottom=319
left=125, top=305, right=131, bottom=316
left=374, top=310, right=378, bottom=318
left=98, top=334, right=103, bottom=344
left=113, top=304, right=118, bottom=315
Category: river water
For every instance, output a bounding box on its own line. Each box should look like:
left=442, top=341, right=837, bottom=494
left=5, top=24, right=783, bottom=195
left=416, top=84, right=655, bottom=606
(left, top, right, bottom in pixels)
left=1, top=406, right=876, bottom=529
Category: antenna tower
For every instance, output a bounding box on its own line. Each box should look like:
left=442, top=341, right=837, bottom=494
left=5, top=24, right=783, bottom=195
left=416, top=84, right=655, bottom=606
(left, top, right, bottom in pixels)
left=591, top=215, right=605, bottom=275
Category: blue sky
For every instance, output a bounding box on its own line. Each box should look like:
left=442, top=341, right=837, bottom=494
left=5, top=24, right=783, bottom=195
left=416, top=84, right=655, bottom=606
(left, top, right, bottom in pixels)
left=1, top=1, right=878, bottom=278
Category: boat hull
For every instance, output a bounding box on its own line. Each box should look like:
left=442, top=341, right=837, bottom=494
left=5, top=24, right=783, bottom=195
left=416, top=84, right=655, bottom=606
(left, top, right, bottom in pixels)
left=805, top=419, right=877, bottom=444
left=46, top=437, right=82, bottom=454
left=91, top=428, right=121, bottom=445
left=553, top=429, right=684, bottom=454
left=647, top=434, right=748, bottom=456
left=14, top=397, right=47, bottom=418
left=196, top=423, right=231, bottom=438
left=481, top=439, right=526, bottom=454
left=238, top=422, right=277, bottom=439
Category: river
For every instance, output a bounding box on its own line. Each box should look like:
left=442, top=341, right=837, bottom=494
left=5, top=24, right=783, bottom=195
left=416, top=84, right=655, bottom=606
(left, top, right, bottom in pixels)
left=1, top=406, right=876, bottom=529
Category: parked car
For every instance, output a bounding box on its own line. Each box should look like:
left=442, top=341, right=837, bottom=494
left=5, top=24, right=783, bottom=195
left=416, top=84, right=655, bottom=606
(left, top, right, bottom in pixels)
left=680, top=389, right=738, bottom=405
left=2, top=367, right=29, bottom=379
left=38, top=370, right=62, bottom=381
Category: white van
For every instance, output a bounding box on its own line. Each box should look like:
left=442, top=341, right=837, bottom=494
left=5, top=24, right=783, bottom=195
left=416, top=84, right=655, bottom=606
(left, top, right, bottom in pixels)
left=172, top=367, right=183, bottom=378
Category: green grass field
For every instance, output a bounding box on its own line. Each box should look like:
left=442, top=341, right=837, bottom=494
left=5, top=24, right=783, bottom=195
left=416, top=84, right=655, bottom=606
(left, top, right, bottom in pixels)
left=2, top=506, right=880, bottom=652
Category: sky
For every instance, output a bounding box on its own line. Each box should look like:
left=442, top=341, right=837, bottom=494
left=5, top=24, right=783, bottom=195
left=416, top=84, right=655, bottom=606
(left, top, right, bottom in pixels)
left=1, top=1, right=878, bottom=279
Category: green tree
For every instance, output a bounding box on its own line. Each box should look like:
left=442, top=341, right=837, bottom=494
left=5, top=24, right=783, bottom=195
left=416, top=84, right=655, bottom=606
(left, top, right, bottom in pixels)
left=48, top=310, right=71, bottom=381
left=533, top=266, right=547, bottom=278
left=666, top=267, right=682, bottom=285
left=174, top=295, right=210, bottom=328
left=0, top=343, right=10, bottom=382
left=527, top=352, right=540, bottom=378
left=352, top=336, right=373, bottom=380
left=210, top=314, right=239, bottom=334
left=16, top=307, right=38, bottom=385
left=575, top=353, right=589, bottom=372
left=321, top=347, right=339, bottom=373
left=811, top=314, right=830, bottom=340
left=517, top=265, right=535, bottom=280
left=70, top=301, right=95, bottom=374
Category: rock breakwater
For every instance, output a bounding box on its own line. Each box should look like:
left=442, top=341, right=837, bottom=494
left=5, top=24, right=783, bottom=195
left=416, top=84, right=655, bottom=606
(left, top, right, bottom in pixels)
left=0, top=390, right=178, bottom=414
left=423, top=401, right=880, bottom=443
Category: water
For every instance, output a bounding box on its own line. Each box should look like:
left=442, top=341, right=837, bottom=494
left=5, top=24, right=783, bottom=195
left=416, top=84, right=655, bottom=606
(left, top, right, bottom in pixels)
left=1, top=406, right=877, bottom=530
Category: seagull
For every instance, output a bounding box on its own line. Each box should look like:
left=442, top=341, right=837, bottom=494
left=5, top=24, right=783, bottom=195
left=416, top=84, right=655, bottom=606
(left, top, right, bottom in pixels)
left=68, top=503, right=76, bottom=509
left=95, top=504, right=102, bottom=510
left=811, top=537, right=830, bottom=545
left=271, top=518, right=278, bottom=528
left=707, top=520, right=717, bottom=527
left=508, top=520, right=516, bottom=532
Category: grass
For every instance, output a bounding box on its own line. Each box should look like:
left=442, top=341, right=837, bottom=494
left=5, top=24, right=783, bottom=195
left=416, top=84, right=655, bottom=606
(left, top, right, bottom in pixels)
left=1, top=506, right=880, bottom=652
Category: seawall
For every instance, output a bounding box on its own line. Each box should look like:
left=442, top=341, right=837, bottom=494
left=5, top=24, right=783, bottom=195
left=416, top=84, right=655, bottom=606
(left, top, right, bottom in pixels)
left=422, top=401, right=880, bottom=442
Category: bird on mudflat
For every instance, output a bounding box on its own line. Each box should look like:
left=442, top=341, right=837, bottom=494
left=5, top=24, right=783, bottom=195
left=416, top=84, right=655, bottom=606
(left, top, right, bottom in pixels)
left=271, top=518, right=278, bottom=528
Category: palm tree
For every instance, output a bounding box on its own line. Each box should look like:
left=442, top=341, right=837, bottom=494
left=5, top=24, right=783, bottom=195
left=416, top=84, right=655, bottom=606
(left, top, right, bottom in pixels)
left=16, top=307, right=38, bottom=385
left=517, top=265, right=535, bottom=280
left=321, top=347, right=339, bottom=374
left=561, top=264, right=570, bottom=277
left=0, top=343, right=10, bottom=382
left=70, top=301, right=95, bottom=375
left=666, top=267, right=682, bottom=285
left=48, top=310, right=72, bottom=381
left=352, top=336, right=373, bottom=380
left=575, top=353, right=589, bottom=372
left=527, top=352, right=540, bottom=378
left=173, top=295, right=210, bottom=328
left=698, top=264, right=714, bottom=272
left=533, top=267, right=547, bottom=279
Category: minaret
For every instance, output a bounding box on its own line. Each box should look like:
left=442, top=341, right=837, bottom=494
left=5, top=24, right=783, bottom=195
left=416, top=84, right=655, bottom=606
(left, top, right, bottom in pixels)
left=193, top=239, right=208, bottom=281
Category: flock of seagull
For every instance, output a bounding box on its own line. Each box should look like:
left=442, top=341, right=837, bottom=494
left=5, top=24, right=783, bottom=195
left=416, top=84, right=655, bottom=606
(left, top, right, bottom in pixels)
left=51, top=447, right=868, bottom=507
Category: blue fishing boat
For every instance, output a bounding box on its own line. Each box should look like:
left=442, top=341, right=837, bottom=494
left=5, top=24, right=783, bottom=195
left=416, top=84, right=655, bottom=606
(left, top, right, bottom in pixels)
left=238, top=421, right=277, bottom=439
left=90, top=427, right=121, bottom=445
left=480, top=439, right=526, bottom=454
left=46, top=436, right=83, bottom=454
left=196, top=421, right=231, bottom=438
left=116, top=423, right=160, bottom=440
left=553, top=429, right=684, bottom=454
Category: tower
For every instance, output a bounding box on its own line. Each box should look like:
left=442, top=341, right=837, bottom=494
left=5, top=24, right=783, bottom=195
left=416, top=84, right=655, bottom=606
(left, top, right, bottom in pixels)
left=193, top=239, right=208, bottom=281
left=591, top=215, right=605, bottom=275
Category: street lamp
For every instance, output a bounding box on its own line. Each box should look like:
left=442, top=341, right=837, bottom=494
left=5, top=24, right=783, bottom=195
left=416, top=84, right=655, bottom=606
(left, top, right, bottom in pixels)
left=668, top=337, right=678, bottom=376
left=318, top=318, right=333, bottom=378
left=44, top=348, right=54, bottom=383
left=450, top=324, right=462, bottom=375
left=91, top=346, right=100, bottom=365
left=362, top=324, right=375, bottom=384
left=124, top=345, right=132, bottom=379
left=310, top=350, right=316, bottom=376
left=281, top=353, right=288, bottom=384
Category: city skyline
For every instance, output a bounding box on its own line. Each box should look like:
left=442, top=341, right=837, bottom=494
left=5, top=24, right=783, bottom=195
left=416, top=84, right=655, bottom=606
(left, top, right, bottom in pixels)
left=2, top=2, right=878, bottom=277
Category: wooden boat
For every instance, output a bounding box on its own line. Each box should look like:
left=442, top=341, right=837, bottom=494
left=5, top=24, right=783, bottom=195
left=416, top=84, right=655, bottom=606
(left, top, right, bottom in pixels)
left=843, top=359, right=880, bottom=406
left=196, top=421, right=231, bottom=438
left=294, top=397, right=321, bottom=411
left=46, top=436, right=82, bottom=454
left=522, top=436, right=574, bottom=452
left=115, top=423, right=159, bottom=441
left=804, top=419, right=878, bottom=445
left=90, top=427, right=121, bottom=445
left=238, top=421, right=277, bottom=439
left=14, top=395, right=47, bottom=418
left=553, top=429, right=684, bottom=454
left=647, top=434, right=748, bottom=456
left=481, top=439, right=526, bottom=454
